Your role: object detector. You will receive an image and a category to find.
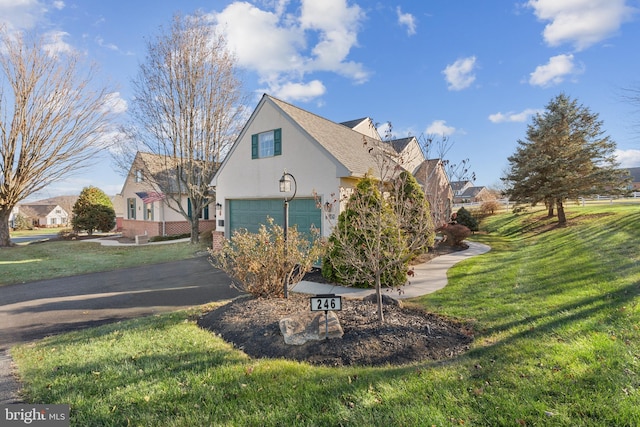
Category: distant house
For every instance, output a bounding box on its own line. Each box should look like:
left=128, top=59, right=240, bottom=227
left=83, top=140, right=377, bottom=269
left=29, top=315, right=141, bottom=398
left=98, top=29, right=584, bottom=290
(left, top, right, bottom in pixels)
left=14, top=204, right=69, bottom=228
left=119, top=152, right=216, bottom=239
left=453, top=186, right=494, bottom=204
left=450, top=180, right=474, bottom=197
left=627, top=167, right=640, bottom=191
left=211, top=94, right=454, bottom=248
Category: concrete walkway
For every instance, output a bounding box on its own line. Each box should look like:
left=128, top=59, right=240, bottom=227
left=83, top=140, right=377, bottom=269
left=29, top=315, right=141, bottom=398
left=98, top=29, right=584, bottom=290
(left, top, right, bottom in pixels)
left=292, top=241, right=491, bottom=299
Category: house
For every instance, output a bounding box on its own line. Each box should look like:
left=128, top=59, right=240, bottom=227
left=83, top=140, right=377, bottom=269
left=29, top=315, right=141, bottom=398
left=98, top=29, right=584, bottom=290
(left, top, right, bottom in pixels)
left=450, top=180, right=474, bottom=197
left=119, top=152, right=216, bottom=239
left=626, top=167, right=640, bottom=191
left=211, top=94, right=452, bottom=247
left=13, top=204, right=69, bottom=228
left=453, top=186, right=494, bottom=204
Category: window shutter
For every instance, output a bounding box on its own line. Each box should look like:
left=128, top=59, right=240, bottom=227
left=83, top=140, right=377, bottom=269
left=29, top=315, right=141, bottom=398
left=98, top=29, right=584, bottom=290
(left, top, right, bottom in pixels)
left=203, top=203, right=209, bottom=220
left=187, top=198, right=192, bottom=219
left=251, top=134, right=258, bottom=159
left=274, top=128, right=282, bottom=156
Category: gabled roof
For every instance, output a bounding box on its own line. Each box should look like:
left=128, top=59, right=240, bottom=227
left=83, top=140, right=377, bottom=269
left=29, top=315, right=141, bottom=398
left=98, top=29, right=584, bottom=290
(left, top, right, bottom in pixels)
left=387, top=137, right=414, bottom=154
left=414, top=159, right=448, bottom=187
left=18, top=204, right=64, bottom=218
left=340, top=117, right=369, bottom=129
left=266, top=95, right=400, bottom=179
left=458, top=186, right=487, bottom=198
left=450, top=180, right=473, bottom=192
left=627, top=167, right=640, bottom=183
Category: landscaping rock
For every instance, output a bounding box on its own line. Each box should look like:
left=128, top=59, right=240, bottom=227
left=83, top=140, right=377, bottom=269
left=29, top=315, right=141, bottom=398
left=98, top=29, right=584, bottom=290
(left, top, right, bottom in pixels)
left=279, top=311, right=343, bottom=345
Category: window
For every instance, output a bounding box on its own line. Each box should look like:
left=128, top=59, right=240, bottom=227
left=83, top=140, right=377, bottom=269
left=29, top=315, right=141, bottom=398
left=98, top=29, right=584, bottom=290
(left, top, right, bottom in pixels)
left=127, top=198, right=136, bottom=219
left=135, top=169, right=143, bottom=183
left=144, top=202, right=154, bottom=221
left=251, top=128, right=281, bottom=159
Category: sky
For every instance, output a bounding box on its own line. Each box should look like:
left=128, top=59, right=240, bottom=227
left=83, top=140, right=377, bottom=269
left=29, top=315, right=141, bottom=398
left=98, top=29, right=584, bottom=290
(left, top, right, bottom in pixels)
left=2, top=0, right=639, bottom=200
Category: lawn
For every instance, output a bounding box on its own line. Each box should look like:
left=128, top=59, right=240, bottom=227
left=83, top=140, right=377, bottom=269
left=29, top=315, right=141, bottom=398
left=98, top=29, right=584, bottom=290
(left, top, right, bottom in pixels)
left=0, top=238, right=207, bottom=286
left=10, top=205, right=640, bottom=426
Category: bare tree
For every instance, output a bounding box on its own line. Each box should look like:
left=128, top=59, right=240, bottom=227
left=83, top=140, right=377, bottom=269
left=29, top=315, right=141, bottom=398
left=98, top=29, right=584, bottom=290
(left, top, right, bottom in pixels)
left=0, top=28, right=114, bottom=247
left=117, top=13, right=246, bottom=244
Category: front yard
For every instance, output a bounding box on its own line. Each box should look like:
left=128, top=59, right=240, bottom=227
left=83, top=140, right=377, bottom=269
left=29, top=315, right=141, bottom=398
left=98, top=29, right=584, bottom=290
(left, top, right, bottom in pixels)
left=9, top=205, right=640, bottom=426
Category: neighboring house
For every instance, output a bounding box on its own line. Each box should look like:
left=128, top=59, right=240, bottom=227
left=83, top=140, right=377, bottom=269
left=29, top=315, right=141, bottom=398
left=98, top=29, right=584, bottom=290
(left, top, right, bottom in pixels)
left=119, top=152, right=216, bottom=239
left=14, top=204, right=69, bottom=228
left=626, top=167, right=640, bottom=191
left=211, top=94, right=450, bottom=247
left=454, top=186, right=494, bottom=204
left=450, top=180, right=474, bottom=197
left=414, top=159, right=454, bottom=225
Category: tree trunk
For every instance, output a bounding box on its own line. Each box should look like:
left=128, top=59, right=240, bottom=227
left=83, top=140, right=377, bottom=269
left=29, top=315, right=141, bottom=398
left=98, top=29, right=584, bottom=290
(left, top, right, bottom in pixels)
left=0, top=210, right=13, bottom=247
left=375, top=271, right=384, bottom=323
left=557, top=199, right=567, bottom=225
left=190, top=217, right=200, bottom=244
left=546, top=199, right=554, bottom=217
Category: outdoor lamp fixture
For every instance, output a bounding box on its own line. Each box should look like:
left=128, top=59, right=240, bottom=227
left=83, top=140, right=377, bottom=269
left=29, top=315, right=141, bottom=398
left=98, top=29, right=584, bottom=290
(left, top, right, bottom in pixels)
left=215, top=202, right=222, bottom=216
left=279, top=171, right=297, bottom=298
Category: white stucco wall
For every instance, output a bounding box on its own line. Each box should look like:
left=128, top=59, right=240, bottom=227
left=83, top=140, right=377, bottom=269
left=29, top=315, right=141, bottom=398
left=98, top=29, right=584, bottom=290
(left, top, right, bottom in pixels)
left=214, top=100, right=344, bottom=238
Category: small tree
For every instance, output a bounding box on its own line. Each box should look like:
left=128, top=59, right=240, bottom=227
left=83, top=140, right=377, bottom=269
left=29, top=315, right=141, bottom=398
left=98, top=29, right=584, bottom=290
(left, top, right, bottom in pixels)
left=211, top=218, right=325, bottom=298
left=455, top=207, right=478, bottom=232
left=323, top=175, right=408, bottom=290
left=72, top=186, right=115, bottom=235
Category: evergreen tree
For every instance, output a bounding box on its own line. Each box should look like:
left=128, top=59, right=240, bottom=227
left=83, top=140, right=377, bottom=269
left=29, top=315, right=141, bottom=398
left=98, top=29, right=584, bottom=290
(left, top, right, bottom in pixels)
left=72, top=186, right=116, bottom=235
left=503, top=93, right=629, bottom=224
left=455, top=207, right=478, bottom=232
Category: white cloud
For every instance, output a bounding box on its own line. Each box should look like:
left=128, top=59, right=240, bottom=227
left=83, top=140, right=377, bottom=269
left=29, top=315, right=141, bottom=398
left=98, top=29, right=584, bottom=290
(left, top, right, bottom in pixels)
left=527, top=0, right=637, bottom=51
left=489, top=108, right=541, bottom=123
left=442, top=56, right=477, bottom=91
left=52, top=1, right=64, bottom=10
left=42, top=30, right=74, bottom=56
left=396, top=6, right=417, bottom=36
left=615, top=149, right=640, bottom=167
left=0, top=0, right=46, bottom=29
left=104, top=92, right=128, bottom=114
left=529, top=53, right=579, bottom=87
left=426, top=120, right=456, bottom=136
left=96, top=36, right=119, bottom=51
left=270, top=80, right=326, bottom=102
left=212, top=0, right=368, bottom=102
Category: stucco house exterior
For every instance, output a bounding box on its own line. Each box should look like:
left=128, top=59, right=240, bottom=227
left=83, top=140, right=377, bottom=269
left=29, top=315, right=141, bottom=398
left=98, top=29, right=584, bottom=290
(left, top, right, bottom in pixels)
left=119, top=152, right=216, bottom=239
left=211, top=94, right=452, bottom=247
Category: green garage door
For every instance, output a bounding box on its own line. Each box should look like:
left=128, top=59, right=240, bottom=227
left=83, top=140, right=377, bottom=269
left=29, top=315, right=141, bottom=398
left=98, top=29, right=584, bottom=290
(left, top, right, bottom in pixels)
left=229, top=198, right=321, bottom=236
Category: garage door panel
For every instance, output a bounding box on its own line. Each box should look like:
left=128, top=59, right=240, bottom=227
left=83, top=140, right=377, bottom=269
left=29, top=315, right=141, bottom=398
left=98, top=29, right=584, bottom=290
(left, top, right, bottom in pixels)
left=229, top=199, right=320, bottom=236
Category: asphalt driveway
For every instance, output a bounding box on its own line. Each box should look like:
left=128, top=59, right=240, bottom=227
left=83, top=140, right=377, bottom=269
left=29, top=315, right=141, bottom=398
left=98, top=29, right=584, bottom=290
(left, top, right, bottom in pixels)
left=0, top=256, right=241, bottom=404
left=0, top=256, right=240, bottom=351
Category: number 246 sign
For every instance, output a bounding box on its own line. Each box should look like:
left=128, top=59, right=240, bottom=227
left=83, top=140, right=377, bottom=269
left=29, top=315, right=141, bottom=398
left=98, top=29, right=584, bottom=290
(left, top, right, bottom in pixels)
left=310, top=294, right=342, bottom=312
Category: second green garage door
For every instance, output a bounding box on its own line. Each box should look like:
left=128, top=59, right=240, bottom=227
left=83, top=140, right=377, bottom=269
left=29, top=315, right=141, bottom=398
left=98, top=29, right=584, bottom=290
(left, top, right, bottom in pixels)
left=228, top=198, right=322, bottom=235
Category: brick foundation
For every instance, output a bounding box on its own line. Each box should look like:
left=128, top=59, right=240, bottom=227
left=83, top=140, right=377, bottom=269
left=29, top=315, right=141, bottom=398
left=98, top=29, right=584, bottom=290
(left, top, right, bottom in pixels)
left=121, top=219, right=216, bottom=239
left=211, top=231, right=226, bottom=252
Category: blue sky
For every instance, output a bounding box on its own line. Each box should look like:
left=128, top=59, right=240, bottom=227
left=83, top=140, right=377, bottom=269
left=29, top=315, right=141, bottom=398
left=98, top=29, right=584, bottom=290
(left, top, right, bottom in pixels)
left=3, top=0, right=639, bottom=199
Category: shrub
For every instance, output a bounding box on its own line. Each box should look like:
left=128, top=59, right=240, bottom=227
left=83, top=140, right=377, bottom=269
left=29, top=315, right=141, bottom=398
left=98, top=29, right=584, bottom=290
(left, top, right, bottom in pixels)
left=72, top=186, right=116, bottom=235
left=12, top=213, right=32, bottom=230
left=322, top=176, right=408, bottom=289
left=455, top=207, right=479, bottom=232
left=479, top=200, right=501, bottom=216
left=210, top=217, right=325, bottom=298
left=438, top=223, right=471, bottom=247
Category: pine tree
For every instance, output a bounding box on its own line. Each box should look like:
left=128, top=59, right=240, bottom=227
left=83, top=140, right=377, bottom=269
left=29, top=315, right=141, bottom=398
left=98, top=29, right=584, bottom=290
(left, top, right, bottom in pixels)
left=503, top=93, right=629, bottom=224
left=72, top=186, right=116, bottom=235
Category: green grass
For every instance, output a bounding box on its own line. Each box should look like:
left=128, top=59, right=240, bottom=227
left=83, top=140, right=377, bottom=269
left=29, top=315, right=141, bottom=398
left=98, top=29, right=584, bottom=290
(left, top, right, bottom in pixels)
left=10, top=205, right=640, bottom=426
left=0, top=240, right=206, bottom=286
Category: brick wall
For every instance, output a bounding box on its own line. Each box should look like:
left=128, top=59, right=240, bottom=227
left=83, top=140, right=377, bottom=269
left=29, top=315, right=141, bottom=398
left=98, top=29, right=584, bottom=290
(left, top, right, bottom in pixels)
left=121, top=219, right=217, bottom=238
left=211, top=231, right=225, bottom=252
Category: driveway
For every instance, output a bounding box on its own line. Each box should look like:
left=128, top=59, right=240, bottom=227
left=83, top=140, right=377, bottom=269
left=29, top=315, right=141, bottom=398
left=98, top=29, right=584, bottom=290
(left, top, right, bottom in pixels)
left=1, top=256, right=241, bottom=403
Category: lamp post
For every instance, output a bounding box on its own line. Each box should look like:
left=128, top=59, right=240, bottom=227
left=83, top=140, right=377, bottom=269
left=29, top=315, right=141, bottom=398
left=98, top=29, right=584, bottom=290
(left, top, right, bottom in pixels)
left=279, top=171, right=297, bottom=298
